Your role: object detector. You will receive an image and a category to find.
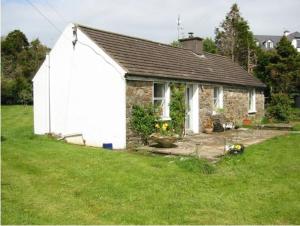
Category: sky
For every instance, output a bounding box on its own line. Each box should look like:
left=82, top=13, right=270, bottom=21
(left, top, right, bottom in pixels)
left=1, top=0, right=300, bottom=47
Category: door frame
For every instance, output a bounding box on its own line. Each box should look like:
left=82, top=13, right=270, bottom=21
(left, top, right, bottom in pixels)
left=185, top=83, right=199, bottom=134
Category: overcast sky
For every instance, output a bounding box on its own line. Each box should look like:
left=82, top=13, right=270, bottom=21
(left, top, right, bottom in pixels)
left=1, top=0, right=300, bottom=47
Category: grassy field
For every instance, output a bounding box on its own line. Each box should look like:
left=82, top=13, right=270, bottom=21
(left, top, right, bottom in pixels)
left=1, top=105, right=300, bottom=224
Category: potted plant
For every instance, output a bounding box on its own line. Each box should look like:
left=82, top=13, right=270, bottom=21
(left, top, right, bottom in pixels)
left=243, top=118, right=251, bottom=126
left=203, top=117, right=214, bottom=134
left=150, top=121, right=178, bottom=148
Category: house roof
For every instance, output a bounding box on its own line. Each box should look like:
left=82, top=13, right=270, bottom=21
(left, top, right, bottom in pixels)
left=255, top=32, right=300, bottom=47
left=78, top=24, right=265, bottom=88
left=288, top=32, right=300, bottom=39
left=254, top=35, right=282, bottom=47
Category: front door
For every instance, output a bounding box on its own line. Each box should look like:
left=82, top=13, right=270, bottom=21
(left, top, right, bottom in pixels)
left=185, top=85, right=193, bottom=131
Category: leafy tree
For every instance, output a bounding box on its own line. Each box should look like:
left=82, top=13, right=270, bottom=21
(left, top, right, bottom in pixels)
left=1, top=30, right=49, bottom=104
left=215, top=3, right=257, bottom=72
left=170, top=40, right=181, bottom=48
left=255, top=36, right=300, bottom=97
left=1, top=30, right=29, bottom=57
left=203, top=38, right=217, bottom=53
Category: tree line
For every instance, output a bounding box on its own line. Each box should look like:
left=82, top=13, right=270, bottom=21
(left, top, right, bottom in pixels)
left=1, top=30, right=49, bottom=104
left=203, top=3, right=300, bottom=108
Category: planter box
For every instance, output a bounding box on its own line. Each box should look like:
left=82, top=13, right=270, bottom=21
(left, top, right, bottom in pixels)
left=150, top=134, right=177, bottom=148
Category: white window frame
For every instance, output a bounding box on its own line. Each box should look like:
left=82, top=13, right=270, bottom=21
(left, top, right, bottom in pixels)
left=266, top=40, right=273, bottom=49
left=213, top=86, right=223, bottom=114
left=248, top=88, right=256, bottom=113
left=153, top=82, right=170, bottom=120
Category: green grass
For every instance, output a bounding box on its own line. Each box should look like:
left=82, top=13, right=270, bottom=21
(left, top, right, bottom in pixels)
left=1, top=105, right=300, bottom=224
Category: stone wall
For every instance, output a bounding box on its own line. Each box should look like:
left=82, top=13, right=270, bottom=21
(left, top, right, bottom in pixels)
left=126, top=80, right=265, bottom=146
left=199, top=84, right=264, bottom=131
left=126, top=80, right=153, bottom=147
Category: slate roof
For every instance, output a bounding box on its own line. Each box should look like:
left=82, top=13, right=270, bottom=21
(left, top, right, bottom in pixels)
left=288, top=32, right=300, bottom=39
left=255, top=32, right=300, bottom=48
left=78, top=24, right=265, bottom=88
left=255, top=35, right=282, bottom=48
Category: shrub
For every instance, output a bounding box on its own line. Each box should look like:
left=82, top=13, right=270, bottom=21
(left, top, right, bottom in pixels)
left=267, top=93, right=292, bottom=122
left=170, top=84, right=186, bottom=137
left=130, top=104, right=158, bottom=145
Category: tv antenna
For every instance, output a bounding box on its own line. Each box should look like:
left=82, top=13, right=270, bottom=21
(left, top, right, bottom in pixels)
left=177, top=15, right=184, bottom=40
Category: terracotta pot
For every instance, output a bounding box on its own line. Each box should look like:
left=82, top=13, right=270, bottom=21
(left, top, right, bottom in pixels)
left=204, top=127, right=213, bottom=134
left=150, top=133, right=177, bottom=148
left=243, top=119, right=251, bottom=126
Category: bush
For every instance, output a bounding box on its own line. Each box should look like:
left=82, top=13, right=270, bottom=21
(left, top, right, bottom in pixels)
left=130, top=104, right=158, bottom=145
left=267, top=93, right=292, bottom=122
left=170, top=84, right=186, bottom=137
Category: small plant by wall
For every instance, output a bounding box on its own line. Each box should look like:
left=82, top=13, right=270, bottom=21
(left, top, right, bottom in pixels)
left=267, top=93, right=292, bottom=122
left=169, top=83, right=186, bottom=137
left=130, top=104, right=159, bottom=145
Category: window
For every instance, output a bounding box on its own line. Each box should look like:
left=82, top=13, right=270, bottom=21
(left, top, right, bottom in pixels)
left=296, top=39, right=300, bottom=48
left=266, top=40, right=273, bottom=49
left=153, top=83, right=169, bottom=118
left=248, top=89, right=256, bottom=112
left=213, top=86, right=223, bottom=111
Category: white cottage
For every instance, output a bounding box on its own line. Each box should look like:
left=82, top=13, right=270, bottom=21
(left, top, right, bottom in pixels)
left=33, top=23, right=265, bottom=149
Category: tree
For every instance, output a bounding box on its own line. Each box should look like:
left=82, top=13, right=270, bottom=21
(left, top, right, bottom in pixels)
left=1, top=30, right=49, bottom=104
left=170, top=40, right=181, bottom=48
left=203, top=38, right=217, bottom=53
left=1, top=30, right=29, bottom=57
left=215, top=3, right=257, bottom=72
left=254, top=36, right=300, bottom=105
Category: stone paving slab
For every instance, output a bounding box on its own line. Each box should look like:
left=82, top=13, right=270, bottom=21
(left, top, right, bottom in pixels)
left=143, top=129, right=289, bottom=161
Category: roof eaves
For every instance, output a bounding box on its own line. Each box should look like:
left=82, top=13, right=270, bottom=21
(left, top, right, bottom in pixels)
left=125, top=72, right=266, bottom=88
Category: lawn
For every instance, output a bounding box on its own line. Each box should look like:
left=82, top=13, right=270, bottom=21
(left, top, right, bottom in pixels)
left=1, top=105, right=300, bottom=224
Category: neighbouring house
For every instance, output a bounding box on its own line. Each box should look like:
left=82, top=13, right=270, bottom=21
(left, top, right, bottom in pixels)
left=255, top=31, right=300, bottom=52
left=33, top=23, right=265, bottom=149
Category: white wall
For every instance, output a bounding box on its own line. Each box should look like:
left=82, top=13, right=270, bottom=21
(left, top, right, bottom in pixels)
left=291, top=39, right=300, bottom=52
left=33, top=23, right=127, bottom=149
left=33, top=55, right=50, bottom=134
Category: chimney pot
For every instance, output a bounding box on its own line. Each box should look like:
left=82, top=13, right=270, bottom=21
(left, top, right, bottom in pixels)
left=188, top=32, right=194, bottom=38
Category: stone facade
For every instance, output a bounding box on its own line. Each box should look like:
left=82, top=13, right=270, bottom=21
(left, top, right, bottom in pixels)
left=199, top=84, right=264, bottom=131
left=126, top=80, right=265, bottom=146
left=126, top=80, right=153, bottom=147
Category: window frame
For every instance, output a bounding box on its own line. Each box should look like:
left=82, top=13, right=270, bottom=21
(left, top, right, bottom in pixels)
left=213, top=86, right=223, bottom=114
left=248, top=88, right=256, bottom=113
left=153, top=82, right=170, bottom=119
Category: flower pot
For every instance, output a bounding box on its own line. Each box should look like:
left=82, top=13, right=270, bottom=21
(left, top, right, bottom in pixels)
left=150, top=133, right=177, bottom=148
left=204, top=128, right=213, bottom=134
left=243, top=119, right=251, bottom=126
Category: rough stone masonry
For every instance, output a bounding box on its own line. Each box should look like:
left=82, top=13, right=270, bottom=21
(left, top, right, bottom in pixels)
left=126, top=80, right=264, bottom=147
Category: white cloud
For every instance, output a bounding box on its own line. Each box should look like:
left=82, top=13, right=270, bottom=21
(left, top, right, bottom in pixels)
left=2, top=0, right=300, bottom=47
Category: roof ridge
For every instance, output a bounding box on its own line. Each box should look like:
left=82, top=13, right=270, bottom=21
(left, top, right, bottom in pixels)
left=255, top=34, right=282, bottom=37
left=76, top=23, right=192, bottom=52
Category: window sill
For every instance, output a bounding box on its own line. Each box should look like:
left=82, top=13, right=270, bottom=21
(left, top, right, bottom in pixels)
left=248, top=111, right=256, bottom=114
left=159, top=117, right=171, bottom=121
left=212, top=109, right=224, bottom=115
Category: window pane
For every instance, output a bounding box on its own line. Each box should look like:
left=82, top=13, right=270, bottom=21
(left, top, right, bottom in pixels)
left=154, top=83, right=165, bottom=98
left=214, top=87, right=219, bottom=108
left=249, top=90, right=254, bottom=110
left=154, top=99, right=164, bottom=116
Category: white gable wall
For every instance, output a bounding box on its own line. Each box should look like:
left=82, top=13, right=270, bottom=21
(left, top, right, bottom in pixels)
left=33, top=23, right=127, bottom=149
left=33, top=55, right=50, bottom=134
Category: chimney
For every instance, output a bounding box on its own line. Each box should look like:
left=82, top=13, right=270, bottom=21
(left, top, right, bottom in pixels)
left=179, top=32, right=203, bottom=55
left=284, top=30, right=290, bottom=37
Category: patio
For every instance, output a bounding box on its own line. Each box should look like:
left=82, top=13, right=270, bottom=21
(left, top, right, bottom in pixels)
left=142, top=128, right=289, bottom=161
